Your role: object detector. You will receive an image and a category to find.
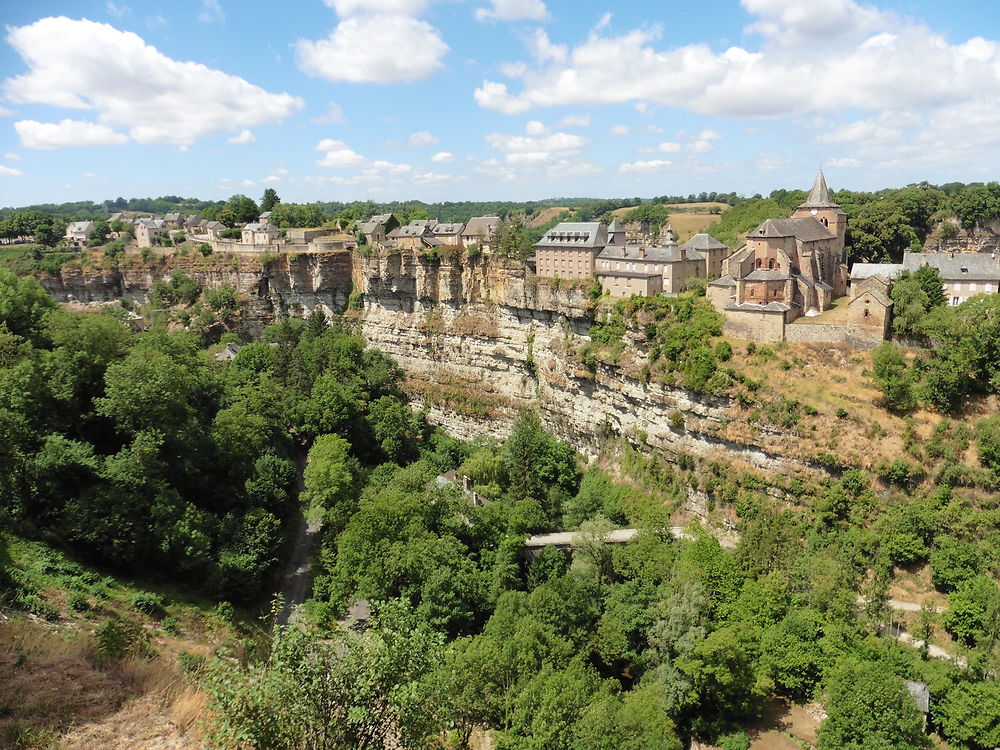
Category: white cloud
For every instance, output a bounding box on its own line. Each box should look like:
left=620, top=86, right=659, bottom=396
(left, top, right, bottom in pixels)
left=296, top=14, right=447, bottom=83
left=485, top=130, right=587, bottom=164
left=827, top=157, right=862, bottom=168
left=0, top=107, right=12, bottom=117
left=556, top=114, right=590, bottom=128
left=608, top=125, right=630, bottom=136
left=690, top=129, right=722, bottom=154
left=525, top=120, right=549, bottom=136
left=315, top=139, right=368, bottom=168
left=472, top=0, right=1000, bottom=136
left=145, top=14, right=167, bottom=29
left=4, top=152, right=21, bottom=161
left=106, top=1, right=130, bottom=18
left=325, top=0, right=428, bottom=14
left=240, top=179, right=256, bottom=187
left=15, top=119, right=128, bottom=150
left=261, top=174, right=282, bottom=184
left=81, top=171, right=96, bottom=178
left=314, top=102, right=347, bottom=124
left=618, top=160, right=672, bottom=173
left=198, top=0, right=225, bottom=23
left=408, top=130, right=439, bottom=147
left=228, top=128, right=256, bottom=144
left=754, top=152, right=791, bottom=171
left=0, top=165, right=24, bottom=177
left=4, top=17, right=302, bottom=147
left=475, top=0, right=548, bottom=22
left=431, top=151, right=455, bottom=162
left=658, top=142, right=681, bottom=153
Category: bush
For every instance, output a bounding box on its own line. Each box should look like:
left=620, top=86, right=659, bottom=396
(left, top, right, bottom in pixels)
left=130, top=591, right=164, bottom=614
left=714, top=340, right=733, bottom=361
left=199, top=242, right=213, bottom=257
left=929, top=535, right=983, bottom=592
left=94, top=618, right=148, bottom=666
left=160, top=616, right=179, bottom=635
left=67, top=591, right=89, bottom=612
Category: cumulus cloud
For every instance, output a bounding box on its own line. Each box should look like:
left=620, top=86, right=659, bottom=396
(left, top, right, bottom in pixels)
left=228, top=129, right=256, bottom=144
left=524, top=120, right=549, bottom=136
left=431, top=151, right=455, bottom=162
left=827, top=157, right=862, bottom=168
left=105, top=1, right=130, bottom=17
left=296, top=14, right=447, bottom=83
left=472, top=0, right=1000, bottom=130
left=4, top=152, right=21, bottom=161
left=618, top=159, right=672, bottom=173
left=408, top=130, right=439, bottom=147
left=485, top=129, right=587, bottom=164
left=0, top=107, right=12, bottom=117
left=0, top=165, right=24, bottom=177
left=608, top=125, right=630, bottom=136
left=326, top=0, right=428, bottom=13
left=475, top=0, right=548, bottom=22
left=658, top=142, right=681, bottom=153
left=3, top=17, right=302, bottom=147
left=15, top=119, right=128, bottom=150
left=315, top=139, right=368, bottom=168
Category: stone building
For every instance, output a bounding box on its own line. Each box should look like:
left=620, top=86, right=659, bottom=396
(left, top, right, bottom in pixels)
left=708, top=170, right=848, bottom=321
left=241, top=221, right=280, bottom=245
left=431, top=222, right=465, bottom=245
left=358, top=213, right=398, bottom=245
left=903, top=251, right=1000, bottom=305
left=596, top=243, right=705, bottom=297
left=681, top=233, right=730, bottom=278
left=134, top=218, right=166, bottom=248
left=387, top=223, right=443, bottom=251
left=65, top=221, right=95, bottom=247
left=461, top=216, right=501, bottom=251
left=534, top=222, right=609, bottom=281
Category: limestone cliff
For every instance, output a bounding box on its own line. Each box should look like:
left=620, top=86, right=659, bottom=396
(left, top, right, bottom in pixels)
left=37, top=247, right=828, bottom=486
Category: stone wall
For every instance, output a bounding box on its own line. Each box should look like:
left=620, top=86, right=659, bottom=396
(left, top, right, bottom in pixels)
left=721, top=308, right=786, bottom=342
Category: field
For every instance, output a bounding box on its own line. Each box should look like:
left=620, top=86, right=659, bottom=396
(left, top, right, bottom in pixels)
left=610, top=203, right=727, bottom=242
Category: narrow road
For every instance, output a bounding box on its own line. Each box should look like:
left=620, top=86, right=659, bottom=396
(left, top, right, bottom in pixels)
left=274, top=453, right=324, bottom=628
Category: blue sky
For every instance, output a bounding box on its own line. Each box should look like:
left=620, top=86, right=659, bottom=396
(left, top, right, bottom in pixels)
left=1, top=0, right=999, bottom=206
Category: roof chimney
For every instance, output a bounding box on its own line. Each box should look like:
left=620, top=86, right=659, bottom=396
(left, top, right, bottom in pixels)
left=640, top=247, right=646, bottom=259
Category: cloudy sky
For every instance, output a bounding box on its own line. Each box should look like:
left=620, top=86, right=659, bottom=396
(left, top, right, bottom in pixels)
left=0, top=0, right=998, bottom=205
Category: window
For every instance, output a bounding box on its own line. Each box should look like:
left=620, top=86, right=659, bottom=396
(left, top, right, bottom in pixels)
left=952, top=296, right=960, bottom=305
left=970, top=282, right=978, bottom=292
left=756, top=258, right=762, bottom=268
left=768, top=258, right=775, bottom=270
left=863, top=308, right=869, bottom=318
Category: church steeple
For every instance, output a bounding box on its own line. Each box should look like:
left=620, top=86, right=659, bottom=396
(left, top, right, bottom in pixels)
left=798, top=168, right=840, bottom=209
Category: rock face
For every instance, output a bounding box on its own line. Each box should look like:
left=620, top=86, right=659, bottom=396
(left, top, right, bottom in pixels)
left=38, top=247, right=826, bottom=482
left=355, top=249, right=824, bottom=480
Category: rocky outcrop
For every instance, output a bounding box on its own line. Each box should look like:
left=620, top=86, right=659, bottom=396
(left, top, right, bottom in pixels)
left=36, top=246, right=826, bottom=483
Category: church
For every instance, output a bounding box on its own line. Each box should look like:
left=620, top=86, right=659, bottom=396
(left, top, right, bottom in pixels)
left=708, top=170, right=849, bottom=321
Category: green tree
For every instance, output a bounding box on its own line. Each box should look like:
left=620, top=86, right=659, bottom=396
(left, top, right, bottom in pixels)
left=846, top=201, right=919, bottom=264
left=225, top=194, right=261, bottom=225
left=870, top=342, right=915, bottom=411
left=260, top=188, right=281, bottom=213
left=303, top=434, right=356, bottom=527
left=817, top=661, right=930, bottom=750
left=936, top=679, right=1000, bottom=749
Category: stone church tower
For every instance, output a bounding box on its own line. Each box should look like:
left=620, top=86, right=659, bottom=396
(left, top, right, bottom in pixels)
left=792, top=169, right=847, bottom=259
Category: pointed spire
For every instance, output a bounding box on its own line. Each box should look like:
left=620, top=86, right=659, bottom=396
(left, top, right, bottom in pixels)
left=799, top=168, right=839, bottom=208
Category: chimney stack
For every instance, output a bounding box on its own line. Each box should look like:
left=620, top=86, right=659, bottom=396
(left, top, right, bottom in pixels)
left=640, top=247, right=646, bottom=259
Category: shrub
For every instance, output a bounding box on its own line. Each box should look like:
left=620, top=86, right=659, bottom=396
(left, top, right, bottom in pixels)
left=199, top=242, right=213, bottom=257
left=835, top=407, right=849, bottom=419
left=929, top=535, right=983, bottom=592
left=714, top=340, right=733, bottom=361
left=160, top=616, right=179, bottom=635
left=67, top=591, right=89, bottom=612
left=94, top=618, right=148, bottom=666
left=130, top=591, right=164, bottom=614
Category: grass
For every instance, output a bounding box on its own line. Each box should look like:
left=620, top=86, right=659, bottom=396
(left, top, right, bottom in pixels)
left=0, top=534, right=251, bottom=747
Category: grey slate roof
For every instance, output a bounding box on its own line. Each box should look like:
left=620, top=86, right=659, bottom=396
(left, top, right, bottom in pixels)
left=902, top=251, right=1000, bottom=281
left=797, top=169, right=844, bottom=211
left=597, top=244, right=701, bottom=263
left=727, top=301, right=792, bottom=312
left=463, top=216, right=500, bottom=241
left=851, top=262, right=904, bottom=281
left=369, top=213, right=393, bottom=224
left=749, top=217, right=835, bottom=243
left=709, top=275, right=736, bottom=287
left=851, top=287, right=893, bottom=307
left=607, top=218, right=622, bottom=232
left=536, top=222, right=607, bottom=249
left=745, top=269, right=787, bottom=281
left=681, top=233, right=729, bottom=251
left=388, top=224, right=433, bottom=238
left=432, top=222, right=465, bottom=235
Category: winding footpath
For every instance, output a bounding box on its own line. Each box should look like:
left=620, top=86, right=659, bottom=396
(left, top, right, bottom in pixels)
left=274, top=454, right=323, bottom=628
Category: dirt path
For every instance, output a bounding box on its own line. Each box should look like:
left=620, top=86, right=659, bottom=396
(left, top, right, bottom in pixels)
left=274, top=454, right=323, bottom=628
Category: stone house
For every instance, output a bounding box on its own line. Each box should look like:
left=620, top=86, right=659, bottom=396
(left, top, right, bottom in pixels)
left=681, top=233, right=730, bottom=278
left=134, top=218, right=167, bottom=248
left=902, top=251, right=1000, bottom=305
left=65, top=221, right=95, bottom=247
left=183, top=215, right=202, bottom=232
left=432, top=222, right=465, bottom=245
left=709, top=170, right=848, bottom=321
left=205, top=221, right=227, bottom=241
left=596, top=243, right=704, bottom=296
left=241, top=221, right=280, bottom=245
left=461, top=216, right=501, bottom=252
left=386, top=223, right=442, bottom=250
left=534, top=221, right=608, bottom=281
left=848, top=262, right=903, bottom=298
left=357, top=213, right=398, bottom=245
left=163, top=213, right=182, bottom=227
